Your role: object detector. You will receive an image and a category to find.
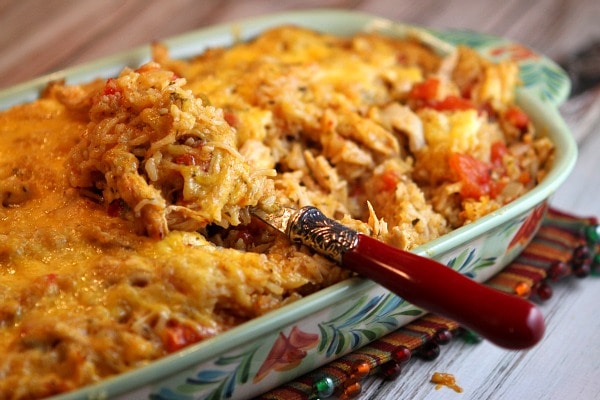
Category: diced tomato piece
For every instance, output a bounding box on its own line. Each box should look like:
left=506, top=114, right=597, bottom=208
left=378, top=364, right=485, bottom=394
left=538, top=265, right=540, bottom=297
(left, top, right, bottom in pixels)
left=505, top=106, right=529, bottom=130
left=518, top=170, right=532, bottom=184
left=379, top=170, right=400, bottom=192
left=432, top=95, right=475, bottom=111
left=223, top=111, right=238, bottom=127
left=409, top=78, right=439, bottom=101
left=174, top=153, right=197, bottom=166
left=448, top=153, right=492, bottom=199
left=490, top=141, right=508, bottom=168
left=102, top=78, right=121, bottom=96
left=490, top=180, right=507, bottom=198
left=163, top=322, right=203, bottom=353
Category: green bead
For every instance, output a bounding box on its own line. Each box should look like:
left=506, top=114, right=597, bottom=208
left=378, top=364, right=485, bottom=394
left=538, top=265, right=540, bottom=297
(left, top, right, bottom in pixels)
left=461, top=328, right=483, bottom=344
left=584, top=224, right=600, bottom=245
left=592, top=253, right=600, bottom=277
left=314, top=375, right=335, bottom=398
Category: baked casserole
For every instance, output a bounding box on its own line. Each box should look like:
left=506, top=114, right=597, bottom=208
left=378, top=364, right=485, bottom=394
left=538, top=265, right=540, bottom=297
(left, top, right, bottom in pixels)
left=0, top=26, right=553, bottom=399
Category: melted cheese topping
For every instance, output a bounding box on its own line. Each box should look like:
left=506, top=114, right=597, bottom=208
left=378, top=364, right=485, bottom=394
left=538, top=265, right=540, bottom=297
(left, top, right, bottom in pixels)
left=0, top=26, right=553, bottom=399
left=0, top=96, right=348, bottom=398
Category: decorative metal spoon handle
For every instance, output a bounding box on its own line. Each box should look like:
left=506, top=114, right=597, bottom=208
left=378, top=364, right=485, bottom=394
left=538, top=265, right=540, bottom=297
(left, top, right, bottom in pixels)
left=283, top=206, right=545, bottom=350
left=286, top=206, right=359, bottom=263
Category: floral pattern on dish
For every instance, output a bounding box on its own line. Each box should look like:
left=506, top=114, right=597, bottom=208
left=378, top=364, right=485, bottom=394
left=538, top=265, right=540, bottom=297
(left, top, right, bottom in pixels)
left=140, top=25, right=563, bottom=397
left=145, top=205, right=546, bottom=400
left=28, top=15, right=571, bottom=400
left=427, top=29, right=570, bottom=106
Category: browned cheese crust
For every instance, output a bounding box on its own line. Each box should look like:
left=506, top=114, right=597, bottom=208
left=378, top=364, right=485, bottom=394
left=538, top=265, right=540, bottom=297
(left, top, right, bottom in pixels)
left=0, top=26, right=553, bottom=399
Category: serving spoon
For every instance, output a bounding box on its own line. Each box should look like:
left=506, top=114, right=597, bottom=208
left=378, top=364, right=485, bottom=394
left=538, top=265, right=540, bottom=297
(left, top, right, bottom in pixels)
left=253, top=206, right=545, bottom=350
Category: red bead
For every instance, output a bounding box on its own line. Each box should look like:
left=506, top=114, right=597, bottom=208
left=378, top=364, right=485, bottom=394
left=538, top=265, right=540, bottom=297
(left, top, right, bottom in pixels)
left=434, top=329, right=453, bottom=345
left=572, top=245, right=591, bottom=267
left=573, top=261, right=591, bottom=278
left=379, top=361, right=402, bottom=380
left=390, top=345, right=411, bottom=364
left=535, top=281, right=553, bottom=300
left=417, top=341, right=440, bottom=361
left=547, top=261, right=569, bottom=281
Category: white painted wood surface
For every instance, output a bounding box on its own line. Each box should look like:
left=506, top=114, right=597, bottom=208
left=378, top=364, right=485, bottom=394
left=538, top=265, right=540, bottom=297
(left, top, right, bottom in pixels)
left=1, top=1, right=598, bottom=399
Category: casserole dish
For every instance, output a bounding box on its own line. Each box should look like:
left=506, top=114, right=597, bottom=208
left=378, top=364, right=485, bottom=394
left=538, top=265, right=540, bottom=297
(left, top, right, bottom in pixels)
left=0, top=9, right=576, bottom=400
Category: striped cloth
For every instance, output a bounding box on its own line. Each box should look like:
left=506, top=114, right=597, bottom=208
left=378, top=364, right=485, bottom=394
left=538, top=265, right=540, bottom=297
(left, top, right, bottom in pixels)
left=257, top=208, right=599, bottom=400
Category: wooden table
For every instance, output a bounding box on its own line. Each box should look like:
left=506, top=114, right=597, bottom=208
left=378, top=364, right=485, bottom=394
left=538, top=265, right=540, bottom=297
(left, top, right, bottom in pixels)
left=1, top=1, right=598, bottom=399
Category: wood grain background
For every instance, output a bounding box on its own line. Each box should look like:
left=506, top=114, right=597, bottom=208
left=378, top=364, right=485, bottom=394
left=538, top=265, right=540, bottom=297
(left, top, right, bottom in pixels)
left=1, top=0, right=599, bottom=89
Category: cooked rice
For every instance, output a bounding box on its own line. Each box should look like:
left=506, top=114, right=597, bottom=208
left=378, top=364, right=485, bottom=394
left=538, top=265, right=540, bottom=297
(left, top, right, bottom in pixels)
left=0, top=26, right=554, bottom=399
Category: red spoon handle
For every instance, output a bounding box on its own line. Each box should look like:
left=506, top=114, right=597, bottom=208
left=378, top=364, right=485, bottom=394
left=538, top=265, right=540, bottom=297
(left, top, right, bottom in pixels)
left=342, top=234, right=545, bottom=350
left=280, top=205, right=545, bottom=350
